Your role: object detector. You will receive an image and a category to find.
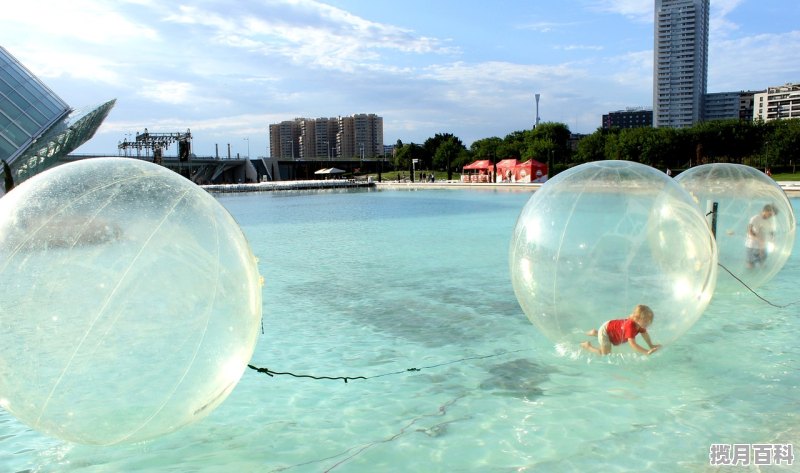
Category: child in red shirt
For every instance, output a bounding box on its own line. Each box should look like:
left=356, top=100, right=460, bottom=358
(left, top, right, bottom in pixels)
left=580, top=304, right=661, bottom=356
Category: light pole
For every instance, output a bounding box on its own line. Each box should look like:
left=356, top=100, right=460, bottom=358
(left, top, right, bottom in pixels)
left=323, top=140, right=331, bottom=160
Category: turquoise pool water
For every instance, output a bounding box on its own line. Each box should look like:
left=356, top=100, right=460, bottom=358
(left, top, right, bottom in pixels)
left=2, top=188, right=798, bottom=472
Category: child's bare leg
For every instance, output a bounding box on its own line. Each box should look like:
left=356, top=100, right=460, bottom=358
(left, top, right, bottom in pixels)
left=581, top=341, right=602, bottom=354
left=581, top=341, right=611, bottom=356
left=586, top=329, right=598, bottom=337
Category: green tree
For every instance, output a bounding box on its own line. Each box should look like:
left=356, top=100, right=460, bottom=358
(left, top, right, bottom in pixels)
left=763, top=119, right=800, bottom=170
left=394, top=143, right=425, bottom=171
left=470, top=137, right=503, bottom=160
left=575, top=128, right=608, bottom=163
left=424, top=133, right=463, bottom=170
left=433, top=137, right=466, bottom=180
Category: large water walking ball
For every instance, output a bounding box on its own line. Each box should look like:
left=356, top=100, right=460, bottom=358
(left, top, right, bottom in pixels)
left=675, top=163, right=795, bottom=291
left=509, top=160, right=718, bottom=348
left=0, top=158, right=262, bottom=445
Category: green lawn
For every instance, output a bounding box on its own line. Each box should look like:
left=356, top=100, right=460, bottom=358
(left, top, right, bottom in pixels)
left=772, top=172, right=800, bottom=181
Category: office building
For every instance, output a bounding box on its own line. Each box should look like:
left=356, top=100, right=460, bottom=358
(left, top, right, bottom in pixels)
left=702, top=91, right=756, bottom=122
left=602, top=108, right=653, bottom=129
left=653, top=0, right=710, bottom=128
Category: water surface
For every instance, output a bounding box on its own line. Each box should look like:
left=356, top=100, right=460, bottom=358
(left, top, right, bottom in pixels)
left=2, top=188, right=798, bottom=472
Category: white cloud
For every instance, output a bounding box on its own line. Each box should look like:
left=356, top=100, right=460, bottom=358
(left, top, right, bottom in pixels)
left=588, top=0, right=653, bottom=22
left=3, top=0, right=158, bottom=44
left=161, top=0, right=457, bottom=73
left=608, top=50, right=653, bottom=91
left=422, top=61, right=578, bottom=85
left=137, top=80, right=196, bottom=105
left=556, top=44, right=605, bottom=51
left=709, top=0, right=747, bottom=38
left=10, top=46, right=123, bottom=85
left=710, top=30, right=800, bottom=90
left=516, top=21, right=582, bottom=33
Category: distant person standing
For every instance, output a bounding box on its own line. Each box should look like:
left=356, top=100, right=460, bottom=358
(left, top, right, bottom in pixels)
left=666, top=168, right=673, bottom=177
left=745, top=204, right=778, bottom=268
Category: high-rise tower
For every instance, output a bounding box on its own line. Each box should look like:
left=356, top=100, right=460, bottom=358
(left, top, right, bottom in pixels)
left=653, top=0, right=709, bottom=128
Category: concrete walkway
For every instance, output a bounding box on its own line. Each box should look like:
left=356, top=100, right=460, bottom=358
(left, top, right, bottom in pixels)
left=377, top=180, right=800, bottom=196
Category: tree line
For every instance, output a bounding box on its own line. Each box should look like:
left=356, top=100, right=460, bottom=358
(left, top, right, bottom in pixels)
left=391, top=118, right=800, bottom=178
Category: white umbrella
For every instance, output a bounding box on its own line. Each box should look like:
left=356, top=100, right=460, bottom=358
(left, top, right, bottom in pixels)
left=314, top=167, right=346, bottom=175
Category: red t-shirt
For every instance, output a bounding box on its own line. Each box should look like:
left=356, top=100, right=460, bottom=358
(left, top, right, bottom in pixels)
left=605, top=319, right=646, bottom=346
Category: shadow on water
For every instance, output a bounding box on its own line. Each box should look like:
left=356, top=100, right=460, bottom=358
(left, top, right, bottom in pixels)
left=478, top=358, right=556, bottom=399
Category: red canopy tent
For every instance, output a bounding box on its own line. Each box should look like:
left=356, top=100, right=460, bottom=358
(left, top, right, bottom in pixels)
left=495, top=159, right=519, bottom=182
left=515, top=159, right=548, bottom=183
left=461, top=160, right=495, bottom=183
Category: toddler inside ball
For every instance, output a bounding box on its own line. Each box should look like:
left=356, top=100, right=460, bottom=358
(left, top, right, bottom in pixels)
left=509, top=160, right=717, bottom=349
left=0, top=158, right=262, bottom=445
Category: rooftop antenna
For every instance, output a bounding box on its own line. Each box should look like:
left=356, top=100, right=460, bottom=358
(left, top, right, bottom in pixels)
left=534, top=93, right=540, bottom=129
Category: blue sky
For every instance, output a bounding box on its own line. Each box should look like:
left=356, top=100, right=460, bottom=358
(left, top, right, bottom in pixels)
left=3, top=0, right=799, bottom=157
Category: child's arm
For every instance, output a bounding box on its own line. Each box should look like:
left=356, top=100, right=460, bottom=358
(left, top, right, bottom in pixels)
left=627, top=337, right=651, bottom=354
left=629, top=333, right=661, bottom=355
left=641, top=332, right=659, bottom=349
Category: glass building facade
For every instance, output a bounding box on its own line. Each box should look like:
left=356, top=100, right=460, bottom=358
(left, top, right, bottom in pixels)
left=0, top=46, right=114, bottom=186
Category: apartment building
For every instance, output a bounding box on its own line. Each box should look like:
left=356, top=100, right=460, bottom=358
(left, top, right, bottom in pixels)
left=653, top=0, right=710, bottom=128
left=753, top=83, right=800, bottom=122
left=270, top=114, right=383, bottom=160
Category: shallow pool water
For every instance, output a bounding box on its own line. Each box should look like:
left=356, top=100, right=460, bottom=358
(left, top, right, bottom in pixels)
left=2, top=188, right=798, bottom=472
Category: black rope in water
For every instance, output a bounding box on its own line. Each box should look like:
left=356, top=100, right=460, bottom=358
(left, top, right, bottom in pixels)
left=717, top=262, right=800, bottom=308
left=248, top=348, right=532, bottom=383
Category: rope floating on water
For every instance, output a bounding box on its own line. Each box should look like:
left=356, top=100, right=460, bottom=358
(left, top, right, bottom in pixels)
left=717, top=262, right=800, bottom=308
left=247, top=348, right=532, bottom=383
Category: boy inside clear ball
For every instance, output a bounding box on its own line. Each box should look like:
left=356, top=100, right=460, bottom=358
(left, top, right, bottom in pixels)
left=745, top=204, right=777, bottom=269
left=580, top=304, right=661, bottom=356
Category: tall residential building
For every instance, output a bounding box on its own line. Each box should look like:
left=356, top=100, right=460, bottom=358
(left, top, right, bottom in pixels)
left=313, top=118, right=338, bottom=160
left=753, top=83, right=800, bottom=122
left=0, top=46, right=114, bottom=185
left=269, top=114, right=383, bottom=160
left=269, top=120, right=300, bottom=159
left=653, top=0, right=710, bottom=128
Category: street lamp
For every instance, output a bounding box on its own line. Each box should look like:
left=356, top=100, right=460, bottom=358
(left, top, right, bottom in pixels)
left=323, top=140, right=331, bottom=160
